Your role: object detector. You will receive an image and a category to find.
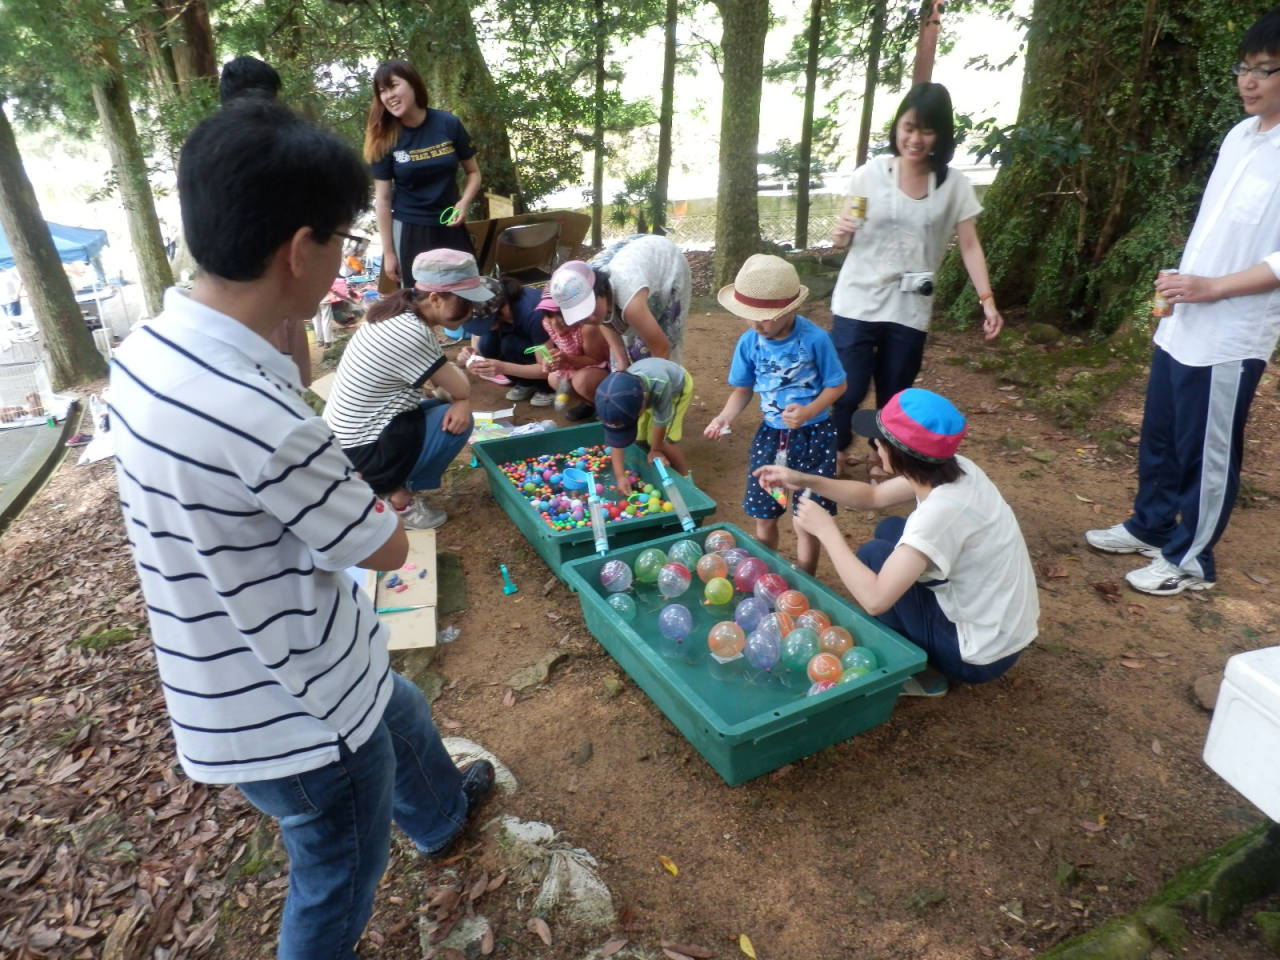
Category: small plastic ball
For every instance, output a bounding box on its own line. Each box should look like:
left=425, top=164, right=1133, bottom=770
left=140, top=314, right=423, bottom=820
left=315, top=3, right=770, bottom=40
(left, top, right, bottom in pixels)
left=733, top=557, right=768, bottom=592
left=599, top=559, right=633, bottom=593
left=807, top=680, right=838, bottom=696
left=796, top=609, right=832, bottom=633
left=658, top=603, right=693, bottom=641
left=704, top=529, right=737, bottom=554
left=807, top=652, right=844, bottom=683
left=775, top=589, right=810, bottom=618
left=607, top=593, right=637, bottom=622
left=743, top=629, right=780, bottom=670
left=734, top=596, right=770, bottom=633
left=696, top=553, right=729, bottom=583
left=634, top=548, right=668, bottom=583
left=753, top=573, right=789, bottom=607
left=720, top=547, right=750, bottom=575
left=840, top=647, right=879, bottom=672
left=657, top=562, right=693, bottom=598
left=708, top=621, right=746, bottom=659
left=780, top=628, right=821, bottom=674
left=758, top=611, right=795, bottom=641
left=818, top=626, right=854, bottom=657
left=668, top=539, right=704, bottom=569
left=704, top=577, right=734, bottom=606
left=838, top=665, right=870, bottom=684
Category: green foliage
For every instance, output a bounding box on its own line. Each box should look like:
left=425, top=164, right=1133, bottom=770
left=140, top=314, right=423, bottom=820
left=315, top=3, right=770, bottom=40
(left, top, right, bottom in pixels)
left=609, top=164, right=658, bottom=231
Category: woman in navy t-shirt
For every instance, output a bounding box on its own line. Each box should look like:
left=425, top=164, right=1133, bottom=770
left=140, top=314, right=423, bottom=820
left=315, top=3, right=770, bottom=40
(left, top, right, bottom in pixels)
left=363, top=59, right=482, bottom=286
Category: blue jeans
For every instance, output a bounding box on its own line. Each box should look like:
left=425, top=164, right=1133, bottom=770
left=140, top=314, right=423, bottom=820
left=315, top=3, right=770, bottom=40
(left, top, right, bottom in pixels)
left=830, top=316, right=928, bottom=452
left=237, top=672, right=466, bottom=960
left=855, top=516, right=1020, bottom=684
left=406, top=399, right=473, bottom=492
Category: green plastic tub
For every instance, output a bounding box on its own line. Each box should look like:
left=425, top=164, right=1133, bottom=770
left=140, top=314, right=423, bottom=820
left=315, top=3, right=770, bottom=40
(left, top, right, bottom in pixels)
left=473, top=423, right=717, bottom=582
left=562, top=522, right=927, bottom=785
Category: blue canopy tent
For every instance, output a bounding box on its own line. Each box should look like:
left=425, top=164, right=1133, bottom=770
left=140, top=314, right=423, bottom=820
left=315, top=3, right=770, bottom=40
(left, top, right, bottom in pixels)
left=0, top=220, right=108, bottom=271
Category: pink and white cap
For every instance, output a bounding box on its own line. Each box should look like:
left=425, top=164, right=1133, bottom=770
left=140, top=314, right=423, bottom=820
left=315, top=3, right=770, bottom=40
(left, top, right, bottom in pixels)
left=548, top=261, right=597, bottom=325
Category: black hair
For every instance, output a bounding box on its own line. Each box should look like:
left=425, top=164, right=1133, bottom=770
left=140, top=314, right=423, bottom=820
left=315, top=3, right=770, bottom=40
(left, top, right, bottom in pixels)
left=877, top=439, right=964, bottom=488
left=498, top=275, right=524, bottom=304
left=592, top=266, right=616, bottom=319
left=1241, top=7, right=1280, bottom=58
left=218, top=56, right=282, bottom=105
left=889, top=82, right=956, bottom=184
left=178, top=100, right=371, bottom=281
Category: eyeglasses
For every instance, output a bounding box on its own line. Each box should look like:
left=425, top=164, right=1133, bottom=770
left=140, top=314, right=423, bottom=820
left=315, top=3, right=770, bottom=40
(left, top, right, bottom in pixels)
left=1232, top=62, right=1280, bottom=80
left=333, top=230, right=367, bottom=245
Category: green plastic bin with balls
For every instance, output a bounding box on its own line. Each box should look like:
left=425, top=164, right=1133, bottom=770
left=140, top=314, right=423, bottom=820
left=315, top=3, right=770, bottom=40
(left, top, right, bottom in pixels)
left=562, top=522, right=927, bottom=785
left=473, top=422, right=717, bottom=582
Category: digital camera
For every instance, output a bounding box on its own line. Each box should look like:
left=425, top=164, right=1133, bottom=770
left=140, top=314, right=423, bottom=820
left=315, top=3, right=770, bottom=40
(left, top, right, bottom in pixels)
left=900, top=271, right=935, bottom=296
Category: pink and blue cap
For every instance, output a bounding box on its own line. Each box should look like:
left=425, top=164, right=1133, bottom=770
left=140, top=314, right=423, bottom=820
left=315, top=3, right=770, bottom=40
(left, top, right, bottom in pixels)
left=851, top=389, right=967, bottom=462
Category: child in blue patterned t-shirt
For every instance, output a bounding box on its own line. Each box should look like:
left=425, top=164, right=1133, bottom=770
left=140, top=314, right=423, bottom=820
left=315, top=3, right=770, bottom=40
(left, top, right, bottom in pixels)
left=705, top=255, right=846, bottom=574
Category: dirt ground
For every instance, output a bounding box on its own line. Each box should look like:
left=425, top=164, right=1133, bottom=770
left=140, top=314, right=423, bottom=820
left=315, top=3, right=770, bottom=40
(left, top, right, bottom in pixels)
left=5, top=299, right=1280, bottom=960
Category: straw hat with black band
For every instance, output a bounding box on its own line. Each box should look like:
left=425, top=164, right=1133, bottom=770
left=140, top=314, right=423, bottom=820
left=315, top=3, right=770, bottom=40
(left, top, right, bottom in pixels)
left=717, top=254, right=809, bottom=322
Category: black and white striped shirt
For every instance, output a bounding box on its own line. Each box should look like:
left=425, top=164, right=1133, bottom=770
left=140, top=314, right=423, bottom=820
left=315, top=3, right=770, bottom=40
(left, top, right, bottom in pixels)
left=111, top=289, right=399, bottom=784
left=323, top=311, right=445, bottom=448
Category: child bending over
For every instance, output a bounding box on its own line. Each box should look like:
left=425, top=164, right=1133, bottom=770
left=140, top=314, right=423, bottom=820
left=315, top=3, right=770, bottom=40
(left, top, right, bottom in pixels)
left=594, top=357, right=694, bottom=495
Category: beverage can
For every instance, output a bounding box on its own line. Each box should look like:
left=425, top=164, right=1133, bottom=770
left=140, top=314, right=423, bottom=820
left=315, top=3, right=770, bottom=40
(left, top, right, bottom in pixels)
left=848, top=196, right=867, bottom=222
left=1151, top=269, right=1178, bottom=318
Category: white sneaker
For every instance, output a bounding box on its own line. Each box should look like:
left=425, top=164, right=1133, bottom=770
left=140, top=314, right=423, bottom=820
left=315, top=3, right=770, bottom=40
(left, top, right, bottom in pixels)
left=505, top=384, right=536, bottom=402
left=530, top=390, right=557, bottom=407
left=1085, top=523, right=1161, bottom=557
left=396, top=501, right=448, bottom=530
left=1124, top=557, right=1214, bottom=596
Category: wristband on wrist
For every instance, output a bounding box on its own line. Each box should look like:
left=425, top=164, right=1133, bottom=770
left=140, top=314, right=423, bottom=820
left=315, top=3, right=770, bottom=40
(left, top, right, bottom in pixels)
left=978, top=291, right=995, bottom=303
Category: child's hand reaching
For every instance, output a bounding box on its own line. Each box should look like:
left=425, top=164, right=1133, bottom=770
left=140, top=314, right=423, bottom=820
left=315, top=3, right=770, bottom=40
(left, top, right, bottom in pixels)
left=704, top=416, right=731, bottom=440
left=780, top=403, right=809, bottom=429
left=752, top=464, right=804, bottom=492
left=615, top=471, right=633, bottom=497
left=793, top=492, right=835, bottom=539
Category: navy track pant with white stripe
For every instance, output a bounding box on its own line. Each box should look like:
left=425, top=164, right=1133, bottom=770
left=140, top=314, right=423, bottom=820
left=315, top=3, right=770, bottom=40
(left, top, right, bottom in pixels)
left=1123, top=346, right=1265, bottom=583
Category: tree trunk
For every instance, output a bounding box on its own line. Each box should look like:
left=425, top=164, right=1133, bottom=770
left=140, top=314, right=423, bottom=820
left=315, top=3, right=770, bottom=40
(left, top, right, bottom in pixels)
left=712, top=0, right=769, bottom=289
left=0, top=101, right=107, bottom=388
left=136, top=2, right=179, bottom=105
left=911, top=0, right=943, bottom=84
left=407, top=0, right=522, bottom=216
left=91, top=34, right=173, bottom=319
left=163, top=0, right=218, bottom=94
left=934, top=0, right=1243, bottom=336
left=793, top=0, right=823, bottom=251
left=856, top=0, right=888, bottom=166
left=651, top=0, right=678, bottom=235
left=591, top=0, right=607, bottom=248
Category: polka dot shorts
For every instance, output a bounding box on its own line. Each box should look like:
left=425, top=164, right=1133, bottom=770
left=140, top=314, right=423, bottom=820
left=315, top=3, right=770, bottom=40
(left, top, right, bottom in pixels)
left=743, top=420, right=839, bottom=520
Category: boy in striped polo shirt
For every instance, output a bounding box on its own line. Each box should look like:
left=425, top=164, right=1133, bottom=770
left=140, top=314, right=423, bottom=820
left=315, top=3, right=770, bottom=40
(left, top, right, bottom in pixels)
left=111, top=100, right=493, bottom=960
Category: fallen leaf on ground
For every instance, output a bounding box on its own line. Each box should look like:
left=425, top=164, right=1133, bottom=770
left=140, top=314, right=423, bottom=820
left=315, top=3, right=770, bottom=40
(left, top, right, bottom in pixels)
left=1078, top=819, right=1106, bottom=833
left=526, top=917, right=552, bottom=946
left=599, top=940, right=628, bottom=958
left=1247, top=571, right=1272, bottom=585
left=1151, top=739, right=1163, bottom=756
left=502, top=689, right=517, bottom=707
left=481, top=925, right=495, bottom=955
left=1074, top=494, right=1095, bottom=503
left=1125, top=603, right=1147, bottom=619
left=486, top=871, right=507, bottom=892
left=972, top=402, right=999, bottom=414
left=1120, top=660, right=1146, bottom=669
left=659, top=855, right=679, bottom=876
left=1037, top=561, right=1068, bottom=580
left=739, top=933, right=757, bottom=958
left=1092, top=581, right=1121, bottom=602
left=664, top=949, right=695, bottom=960
left=662, top=941, right=713, bottom=958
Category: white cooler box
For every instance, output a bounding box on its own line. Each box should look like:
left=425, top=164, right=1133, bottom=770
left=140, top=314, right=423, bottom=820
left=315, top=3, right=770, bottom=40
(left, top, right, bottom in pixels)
left=1204, top=646, right=1280, bottom=821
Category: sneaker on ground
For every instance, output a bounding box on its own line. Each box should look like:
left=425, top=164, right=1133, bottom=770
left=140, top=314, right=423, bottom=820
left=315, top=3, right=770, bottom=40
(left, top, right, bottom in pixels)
left=505, top=384, right=536, bottom=401
left=1084, top=523, right=1161, bottom=557
left=1124, top=556, right=1214, bottom=596
left=417, top=760, right=496, bottom=861
left=396, top=500, right=448, bottom=530
left=530, top=390, right=557, bottom=407
left=900, top=666, right=949, bottom=698
left=478, top=371, right=512, bottom=386
left=566, top=402, right=596, bottom=422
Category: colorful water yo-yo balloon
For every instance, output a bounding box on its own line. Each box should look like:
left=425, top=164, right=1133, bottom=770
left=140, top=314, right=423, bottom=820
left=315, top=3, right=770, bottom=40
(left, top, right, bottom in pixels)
left=818, top=625, right=854, bottom=657
left=668, top=539, right=703, bottom=569
left=807, top=680, right=838, bottom=696
left=696, top=552, right=729, bottom=583
left=634, top=547, right=669, bottom=583
left=743, top=629, right=780, bottom=670
left=758, top=611, right=795, bottom=641
left=704, top=529, right=736, bottom=554
left=704, top=576, right=734, bottom=606
left=734, top=596, right=769, bottom=634
left=733, top=556, right=768, bottom=592
left=754, top=573, right=789, bottom=607
left=708, top=621, right=746, bottom=659
left=775, top=589, right=810, bottom=619
left=720, top=547, right=750, bottom=575
left=657, top=562, right=692, bottom=598
left=780, top=628, right=821, bottom=674
left=807, top=652, right=843, bottom=684
left=796, top=609, right=832, bottom=634
left=658, top=603, right=693, bottom=642
left=840, top=646, right=879, bottom=672
left=599, top=559, right=633, bottom=594
left=607, top=593, right=637, bottom=622
left=838, top=665, right=870, bottom=684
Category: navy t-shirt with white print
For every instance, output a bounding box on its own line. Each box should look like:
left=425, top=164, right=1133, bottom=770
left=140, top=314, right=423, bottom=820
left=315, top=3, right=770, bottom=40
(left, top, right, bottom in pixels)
left=370, top=109, right=477, bottom=226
